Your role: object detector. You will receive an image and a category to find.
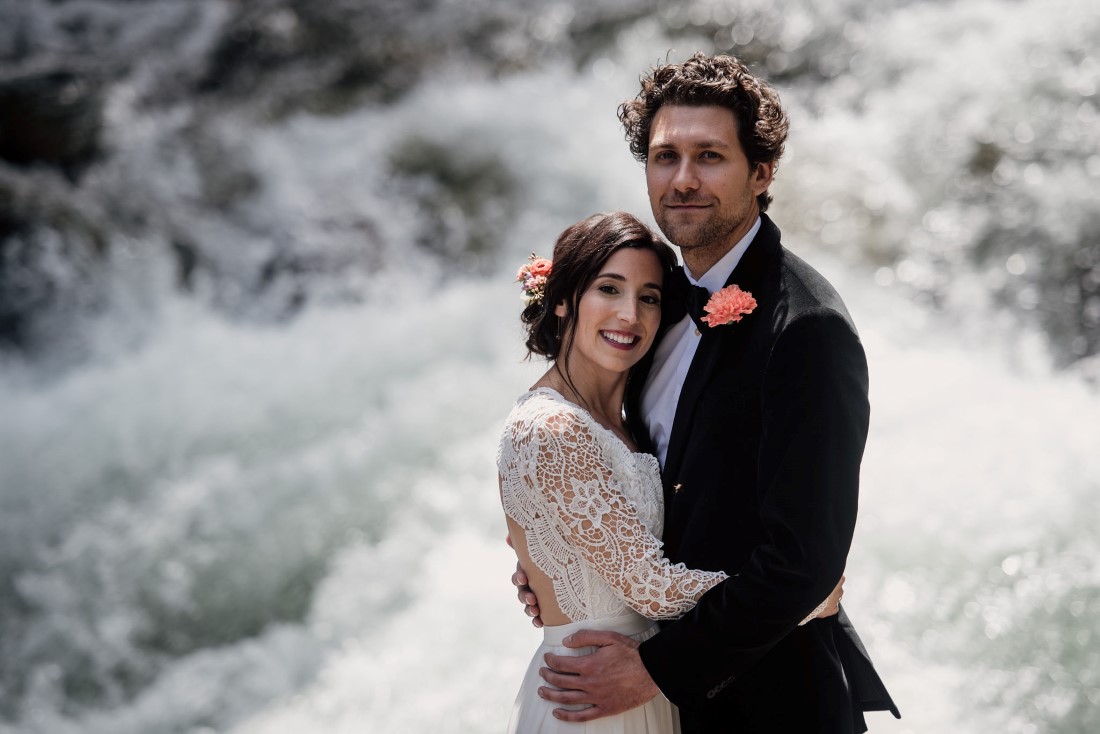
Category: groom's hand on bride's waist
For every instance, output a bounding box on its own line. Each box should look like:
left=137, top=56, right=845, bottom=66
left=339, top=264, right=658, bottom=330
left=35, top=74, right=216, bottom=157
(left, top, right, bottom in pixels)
left=538, top=630, right=659, bottom=722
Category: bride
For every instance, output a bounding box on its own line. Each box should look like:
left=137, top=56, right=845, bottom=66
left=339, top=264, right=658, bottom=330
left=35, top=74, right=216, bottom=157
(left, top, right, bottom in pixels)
left=497, top=212, right=837, bottom=733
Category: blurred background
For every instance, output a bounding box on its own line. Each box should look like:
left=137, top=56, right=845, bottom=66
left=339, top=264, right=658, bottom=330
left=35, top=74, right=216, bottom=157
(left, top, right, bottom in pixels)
left=1, top=0, right=1098, bottom=732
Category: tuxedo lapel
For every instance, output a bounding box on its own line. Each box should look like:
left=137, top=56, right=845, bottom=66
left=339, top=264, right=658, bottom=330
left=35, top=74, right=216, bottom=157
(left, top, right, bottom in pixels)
left=662, top=215, right=782, bottom=480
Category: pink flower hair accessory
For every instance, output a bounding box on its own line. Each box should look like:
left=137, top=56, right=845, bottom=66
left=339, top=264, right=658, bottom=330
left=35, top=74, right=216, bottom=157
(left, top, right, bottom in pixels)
left=701, top=284, right=757, bottom=327
left=516, top=253, right=553, bottom=304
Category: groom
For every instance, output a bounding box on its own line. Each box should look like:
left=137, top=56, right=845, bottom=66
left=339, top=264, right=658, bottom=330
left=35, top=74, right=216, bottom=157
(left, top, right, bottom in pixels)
left=515, top=53, right=899, bottom=732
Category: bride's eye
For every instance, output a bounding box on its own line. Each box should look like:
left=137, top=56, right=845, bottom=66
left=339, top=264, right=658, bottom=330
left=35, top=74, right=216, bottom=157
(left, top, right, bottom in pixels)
left=597, top=283, right=619, bottom=295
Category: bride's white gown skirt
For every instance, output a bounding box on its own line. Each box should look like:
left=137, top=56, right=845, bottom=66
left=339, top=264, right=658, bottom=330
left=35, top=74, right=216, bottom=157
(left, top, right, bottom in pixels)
left=508, top=613, right=680, bottom=734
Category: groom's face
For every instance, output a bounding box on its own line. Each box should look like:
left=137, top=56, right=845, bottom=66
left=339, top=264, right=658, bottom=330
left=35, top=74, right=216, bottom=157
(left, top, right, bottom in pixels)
left=645, top=105, right=773, bottom=274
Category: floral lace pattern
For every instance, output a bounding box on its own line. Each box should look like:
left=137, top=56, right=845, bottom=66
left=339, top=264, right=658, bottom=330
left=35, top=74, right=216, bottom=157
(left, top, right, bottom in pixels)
left=497, top=388, right=728, bottom=622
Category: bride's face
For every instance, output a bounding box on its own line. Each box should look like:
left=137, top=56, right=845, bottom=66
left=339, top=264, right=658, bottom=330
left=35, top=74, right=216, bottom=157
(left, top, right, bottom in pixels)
left=556, top=247, right=665, bottom=378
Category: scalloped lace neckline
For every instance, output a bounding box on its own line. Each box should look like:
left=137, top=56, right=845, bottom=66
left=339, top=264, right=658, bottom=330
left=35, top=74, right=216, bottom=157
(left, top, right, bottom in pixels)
left=521, top=387, right=658, bottom=465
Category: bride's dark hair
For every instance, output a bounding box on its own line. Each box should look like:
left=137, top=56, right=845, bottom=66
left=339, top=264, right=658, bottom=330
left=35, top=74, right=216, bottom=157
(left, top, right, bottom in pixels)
left=522, top=211, right=679, bottom=362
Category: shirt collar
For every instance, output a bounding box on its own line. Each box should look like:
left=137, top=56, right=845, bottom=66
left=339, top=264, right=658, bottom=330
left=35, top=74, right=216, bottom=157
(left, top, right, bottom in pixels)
left=685, top=215, right=761, bottom=293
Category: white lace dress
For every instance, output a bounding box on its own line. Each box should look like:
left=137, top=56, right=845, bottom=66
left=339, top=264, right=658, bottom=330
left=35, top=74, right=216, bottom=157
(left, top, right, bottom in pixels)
left=498, top=388, right=729, bottom=733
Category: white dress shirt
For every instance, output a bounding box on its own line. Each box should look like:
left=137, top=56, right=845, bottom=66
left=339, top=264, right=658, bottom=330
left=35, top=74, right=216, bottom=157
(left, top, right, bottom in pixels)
left=641, top=216, right=761, bottom=468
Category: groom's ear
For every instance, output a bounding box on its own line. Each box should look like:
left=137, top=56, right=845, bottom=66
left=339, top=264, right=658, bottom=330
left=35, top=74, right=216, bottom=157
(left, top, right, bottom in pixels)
left=554, top=301, right=568, bottom=318
left=751, top=160, right=775, bottom=196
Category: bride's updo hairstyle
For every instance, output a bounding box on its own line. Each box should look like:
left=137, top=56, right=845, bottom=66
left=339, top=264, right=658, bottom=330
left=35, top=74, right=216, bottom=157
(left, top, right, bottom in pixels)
left=522, top=211, right=679, bottom=361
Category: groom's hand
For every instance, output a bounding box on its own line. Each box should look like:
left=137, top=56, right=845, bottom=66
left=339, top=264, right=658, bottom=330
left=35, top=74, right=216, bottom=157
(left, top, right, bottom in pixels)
left=538, top=630, right=659, bottom=721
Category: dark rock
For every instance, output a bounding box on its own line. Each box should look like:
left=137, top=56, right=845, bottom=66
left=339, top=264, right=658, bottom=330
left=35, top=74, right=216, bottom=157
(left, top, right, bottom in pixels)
left=0, top=66, right=105, bottom=177
left=389, top=137, right=521, bottom=272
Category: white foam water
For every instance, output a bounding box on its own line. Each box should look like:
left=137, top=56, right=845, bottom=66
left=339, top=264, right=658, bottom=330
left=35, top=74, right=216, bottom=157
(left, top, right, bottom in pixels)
left=2, top=0, right=1099, bottom=732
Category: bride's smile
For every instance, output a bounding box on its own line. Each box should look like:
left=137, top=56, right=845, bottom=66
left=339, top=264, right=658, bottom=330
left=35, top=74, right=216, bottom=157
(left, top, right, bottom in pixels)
left=599, top=330, right=641, bottom=348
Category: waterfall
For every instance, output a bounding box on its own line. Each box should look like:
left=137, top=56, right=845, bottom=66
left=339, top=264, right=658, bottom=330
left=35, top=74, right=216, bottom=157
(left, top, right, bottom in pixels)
left=1, top=1, right=1098, bottom=732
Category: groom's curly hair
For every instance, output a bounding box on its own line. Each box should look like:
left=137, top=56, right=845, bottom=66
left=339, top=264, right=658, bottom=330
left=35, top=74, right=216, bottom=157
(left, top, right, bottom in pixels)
left=618, top=52, right=789, bottom=212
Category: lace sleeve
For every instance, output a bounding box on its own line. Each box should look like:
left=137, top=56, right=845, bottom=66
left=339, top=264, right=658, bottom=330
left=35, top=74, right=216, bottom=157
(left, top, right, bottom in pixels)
left=799, top=598, right=829, bottom=625
left=529, top=410, right=728, bottom=620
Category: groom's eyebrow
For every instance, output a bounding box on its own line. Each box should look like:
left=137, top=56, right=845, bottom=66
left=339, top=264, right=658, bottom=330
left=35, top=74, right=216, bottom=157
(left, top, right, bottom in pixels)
left=650, top=138, right=732, bottom=151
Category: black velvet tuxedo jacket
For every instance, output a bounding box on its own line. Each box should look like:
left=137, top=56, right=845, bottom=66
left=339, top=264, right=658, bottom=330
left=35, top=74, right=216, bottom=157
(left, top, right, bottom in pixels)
left=628, top=215, right=899, bottom=733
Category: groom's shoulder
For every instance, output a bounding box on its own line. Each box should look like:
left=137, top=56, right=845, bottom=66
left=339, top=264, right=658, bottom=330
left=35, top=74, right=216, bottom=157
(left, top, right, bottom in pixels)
left=775, top=246, right=854, bottom=325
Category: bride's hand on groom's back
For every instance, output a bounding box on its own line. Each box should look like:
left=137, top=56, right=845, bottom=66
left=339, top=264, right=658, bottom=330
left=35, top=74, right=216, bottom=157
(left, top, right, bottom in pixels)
left=819, top=575, right=846, bottom=619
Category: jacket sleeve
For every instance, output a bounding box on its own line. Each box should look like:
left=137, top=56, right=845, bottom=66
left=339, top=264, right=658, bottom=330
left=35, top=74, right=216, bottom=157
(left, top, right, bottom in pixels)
left=638, top=308, right=869, bottom=707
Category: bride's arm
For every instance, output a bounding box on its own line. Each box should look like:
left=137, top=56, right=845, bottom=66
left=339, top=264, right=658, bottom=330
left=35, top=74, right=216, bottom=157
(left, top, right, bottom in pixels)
left=529, top=411, right=728, bottom=620
left=502, top=404, right=836, bottom=622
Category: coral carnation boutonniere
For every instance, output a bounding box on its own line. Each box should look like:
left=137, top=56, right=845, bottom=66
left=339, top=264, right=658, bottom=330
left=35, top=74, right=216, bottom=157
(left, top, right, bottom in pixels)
left=701, top=284, right=757, bottom=327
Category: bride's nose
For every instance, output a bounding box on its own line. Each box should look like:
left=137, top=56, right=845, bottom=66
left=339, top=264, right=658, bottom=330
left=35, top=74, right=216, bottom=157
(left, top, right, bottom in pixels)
left=617, top=298, right=639, bottom=323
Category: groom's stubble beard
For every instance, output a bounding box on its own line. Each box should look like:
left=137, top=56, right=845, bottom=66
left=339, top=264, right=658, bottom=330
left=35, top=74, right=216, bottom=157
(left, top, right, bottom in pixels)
left=657, top=207, right=738, bottom=252
left=653, top=184, right=758, bottom=272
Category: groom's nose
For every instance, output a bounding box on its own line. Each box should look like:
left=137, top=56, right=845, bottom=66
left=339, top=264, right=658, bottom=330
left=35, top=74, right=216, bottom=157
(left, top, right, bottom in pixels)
left=672, top=160, right=701, bottom=193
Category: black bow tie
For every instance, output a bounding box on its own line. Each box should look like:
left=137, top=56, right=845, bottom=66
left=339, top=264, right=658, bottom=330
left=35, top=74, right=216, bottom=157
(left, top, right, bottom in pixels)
left=670, top=267, right=711, bottom=331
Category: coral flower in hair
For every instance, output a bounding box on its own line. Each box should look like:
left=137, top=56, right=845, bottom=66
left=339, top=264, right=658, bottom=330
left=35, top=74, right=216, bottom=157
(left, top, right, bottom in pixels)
left=516, top=254, right=553, bottom=304
left=701, top=284, right=757, bottom=327
left=527, top=258, right=552, bottom=278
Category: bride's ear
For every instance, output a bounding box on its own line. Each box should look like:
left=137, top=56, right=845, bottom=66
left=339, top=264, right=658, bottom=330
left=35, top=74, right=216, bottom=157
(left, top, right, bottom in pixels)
left=554, top=301, right=568, bottom=318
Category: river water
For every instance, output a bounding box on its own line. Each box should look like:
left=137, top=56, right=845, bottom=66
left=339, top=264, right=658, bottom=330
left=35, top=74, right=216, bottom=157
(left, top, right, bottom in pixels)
left=1, top=1, right=1098, bottom=732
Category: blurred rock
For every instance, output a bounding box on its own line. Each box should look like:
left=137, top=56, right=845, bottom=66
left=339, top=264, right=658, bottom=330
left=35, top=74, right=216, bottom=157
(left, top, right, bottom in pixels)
left=389, top=137, right=521, bottom=272
left=0, top=66, right=104, bottom=176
